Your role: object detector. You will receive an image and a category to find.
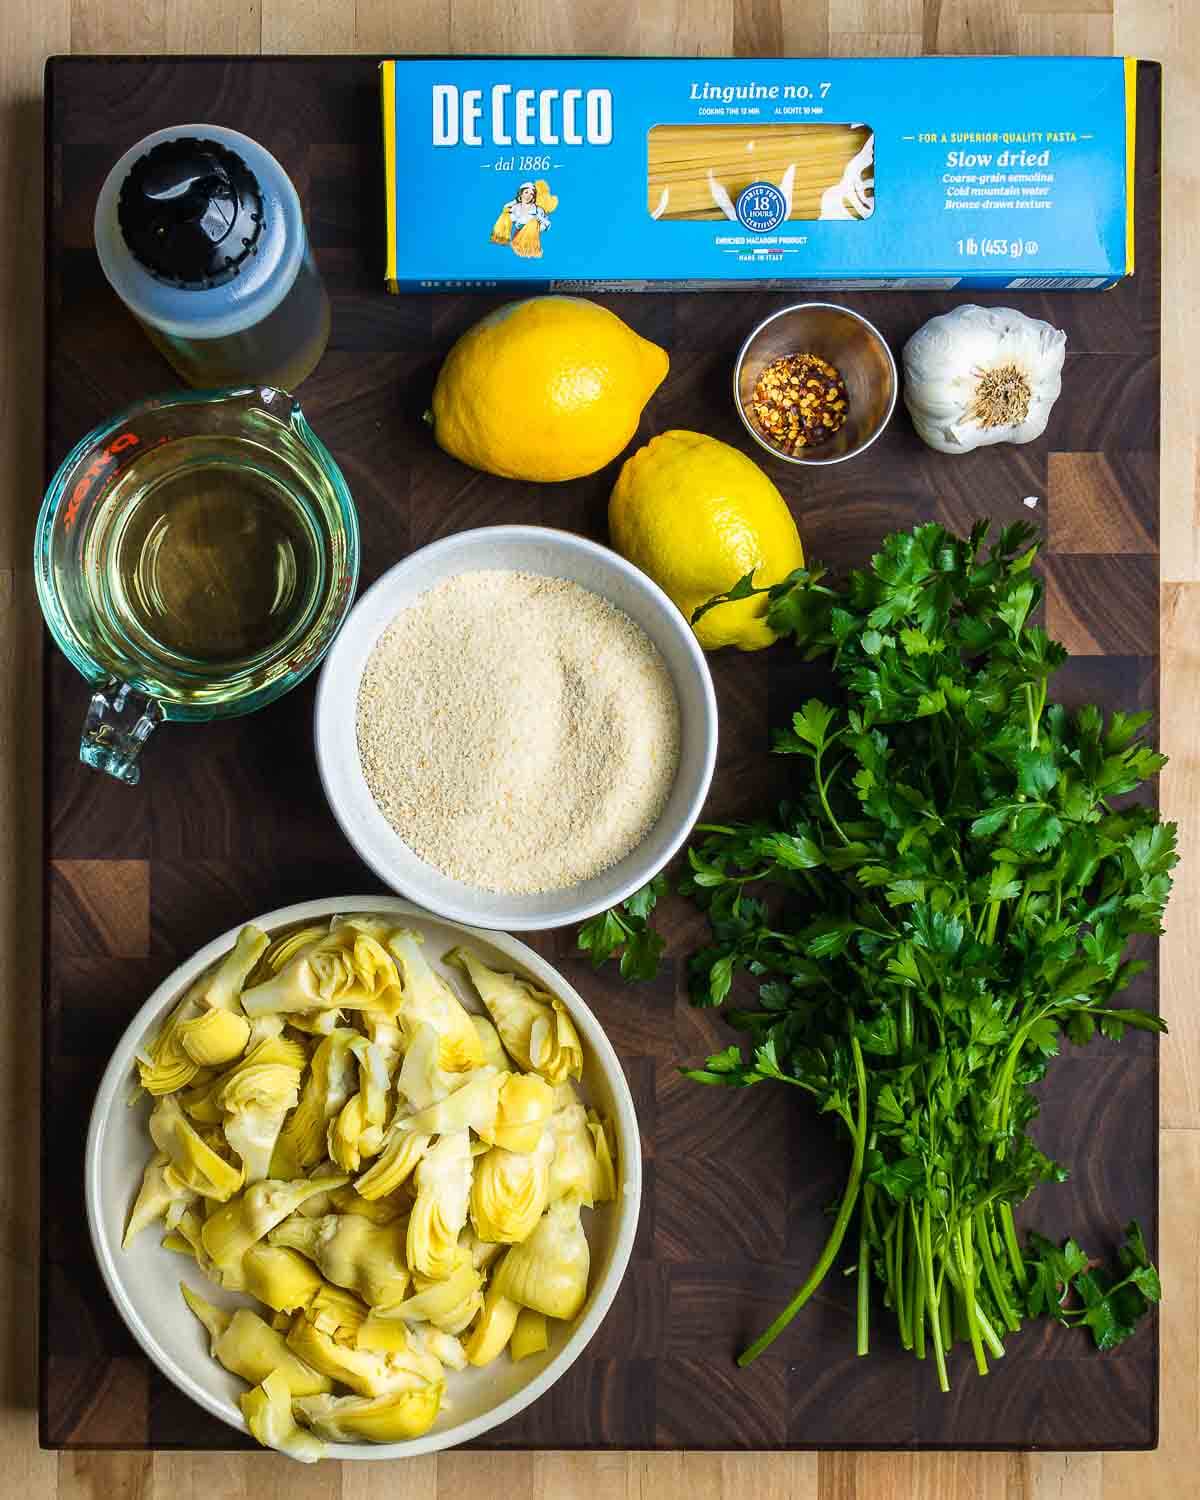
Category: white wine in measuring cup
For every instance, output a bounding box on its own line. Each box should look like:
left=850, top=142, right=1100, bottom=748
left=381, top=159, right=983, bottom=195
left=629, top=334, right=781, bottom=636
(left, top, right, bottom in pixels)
left=90, top=437, right=321, bottom=681
left=36, top=387, right=359, bottom=785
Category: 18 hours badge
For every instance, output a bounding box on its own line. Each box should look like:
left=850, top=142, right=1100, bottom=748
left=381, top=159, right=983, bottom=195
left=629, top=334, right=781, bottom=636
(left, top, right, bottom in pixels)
left=736, top=181, right=787, bottom=234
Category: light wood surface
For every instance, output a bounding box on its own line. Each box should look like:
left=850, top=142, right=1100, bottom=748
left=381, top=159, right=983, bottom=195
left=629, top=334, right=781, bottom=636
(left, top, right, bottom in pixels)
left=5, top=0, right=1196, bottom=1494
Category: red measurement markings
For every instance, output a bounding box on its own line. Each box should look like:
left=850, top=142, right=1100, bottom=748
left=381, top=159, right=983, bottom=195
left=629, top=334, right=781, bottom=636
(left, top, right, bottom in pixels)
left=61, top=431, right=140, bottom=530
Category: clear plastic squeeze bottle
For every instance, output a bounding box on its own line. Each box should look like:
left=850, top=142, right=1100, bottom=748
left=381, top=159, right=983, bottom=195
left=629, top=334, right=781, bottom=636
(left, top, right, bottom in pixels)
left=94, top=124, right=330, bottom=391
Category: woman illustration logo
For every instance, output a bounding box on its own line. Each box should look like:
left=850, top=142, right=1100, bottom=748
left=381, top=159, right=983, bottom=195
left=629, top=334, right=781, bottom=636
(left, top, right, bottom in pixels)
left=490, top=179, right=558, bottom=259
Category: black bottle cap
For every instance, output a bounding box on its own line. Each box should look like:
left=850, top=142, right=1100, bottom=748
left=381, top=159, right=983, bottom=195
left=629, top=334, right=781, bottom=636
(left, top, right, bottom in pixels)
left=117, top=137, right=264, bottom=288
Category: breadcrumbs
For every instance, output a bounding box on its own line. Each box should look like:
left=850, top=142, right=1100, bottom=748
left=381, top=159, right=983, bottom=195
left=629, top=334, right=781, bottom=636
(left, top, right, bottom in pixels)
left=356, top=571, right=681, bottom=895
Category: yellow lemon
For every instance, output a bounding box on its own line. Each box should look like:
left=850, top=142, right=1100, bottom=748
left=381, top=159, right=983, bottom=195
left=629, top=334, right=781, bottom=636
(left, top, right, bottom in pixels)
left=609, top=430, right=804, bottom=652
left=429, top=297, right=668, bottom=482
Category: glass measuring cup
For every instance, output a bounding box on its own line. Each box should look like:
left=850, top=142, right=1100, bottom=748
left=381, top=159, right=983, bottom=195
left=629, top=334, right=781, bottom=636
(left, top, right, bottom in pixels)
left=36, top=387, right=359, bottom=785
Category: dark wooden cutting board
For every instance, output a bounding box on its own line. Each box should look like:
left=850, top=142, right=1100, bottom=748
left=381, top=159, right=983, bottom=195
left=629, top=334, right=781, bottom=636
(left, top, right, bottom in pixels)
left=41, top=56, right=1161, bottom=1452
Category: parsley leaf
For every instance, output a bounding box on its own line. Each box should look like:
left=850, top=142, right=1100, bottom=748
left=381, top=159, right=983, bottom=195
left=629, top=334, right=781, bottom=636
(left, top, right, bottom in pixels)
left=576, top=873, right=667, bottom=980
left=1024, top=1221, right=1161, bottom=1350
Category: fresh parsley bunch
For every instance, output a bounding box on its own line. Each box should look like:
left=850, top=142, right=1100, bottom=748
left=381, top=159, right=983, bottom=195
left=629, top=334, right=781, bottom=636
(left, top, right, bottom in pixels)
left=578, top=520, right=1171, bottom=1384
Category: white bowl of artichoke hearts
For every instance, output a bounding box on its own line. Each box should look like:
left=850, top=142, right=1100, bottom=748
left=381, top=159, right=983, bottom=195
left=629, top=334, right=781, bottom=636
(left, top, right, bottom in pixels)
left=85, top=896, right=640, bottom=1461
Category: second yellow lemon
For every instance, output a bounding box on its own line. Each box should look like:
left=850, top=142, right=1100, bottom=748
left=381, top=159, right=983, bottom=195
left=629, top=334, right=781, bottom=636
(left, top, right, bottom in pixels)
left=429, top=297, right=668, bottom=482
left=609, top=431, right=804, bottom=651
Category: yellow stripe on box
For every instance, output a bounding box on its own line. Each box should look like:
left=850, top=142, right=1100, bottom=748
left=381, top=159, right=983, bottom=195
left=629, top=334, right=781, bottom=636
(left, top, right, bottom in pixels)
left=381, top=61, right=399, bottom=291
left=1123, top=57, right=1137, bottom=278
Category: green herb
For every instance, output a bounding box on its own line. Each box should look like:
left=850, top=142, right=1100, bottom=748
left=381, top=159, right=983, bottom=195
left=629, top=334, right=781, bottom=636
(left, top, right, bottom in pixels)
left=577, top=873, right=667, bottom=981
left=1024, top=1221, right=1161, bottom=1350
left=580, top=520, right=1171, bottom=1385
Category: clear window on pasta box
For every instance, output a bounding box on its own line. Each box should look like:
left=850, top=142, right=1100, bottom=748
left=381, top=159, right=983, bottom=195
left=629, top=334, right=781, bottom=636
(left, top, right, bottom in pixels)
left=647, top=123, right=875, bottom=223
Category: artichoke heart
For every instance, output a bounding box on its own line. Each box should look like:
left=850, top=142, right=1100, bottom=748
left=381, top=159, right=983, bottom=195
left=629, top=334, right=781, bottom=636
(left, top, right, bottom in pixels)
left=241, top=929, right=400, bottom=1019
left=355, top=1316, right=466, bottom=1374
left=286, top=1313, right=435, bottom=1398
left=242, top=1243, right=324, bottom=1313
left=271, top=1027, right=360, bottom=1179
left=287, top=1009, right=343, bottom=1036
left=354, top=1122, right=430, bottom=1201
left=463, top=1276, right=521, bottom=1366
left=167, top=1205, right=220, bottom=1277
left=308, top=1281, right=370, bottom=1342
left=241, top=1369, right=326, bottom=1464
left=510, top=1307, right=550, bottom=1362
left=328, top=1093, right=366, bottom=1174
left=260, top=922, right=328, bottom=974
left=149, top=1094, right=244, bottom=1202
left=407, top=1130, right=473, bottom=1281
left=493, top=1073, right=555, bottom=1154
left=363, top=1014, right=404, bottom=1077
left=446, top=948, right=582, bottom=1083
left=124, top=1150, right=197, bottom=1248
left=326, top=1037, right=391, bottom=1172
left=470, top=1134, right=553, bottom=1245
left=178, top=1007, right=252, bottom=1068
left=200, top=1174, right=348, bottom=1276
left=137, top=996, right=203, bottom=1097
left=399, top=1067, right=504, bottom=1141
left=184, top=1034, right=308, bottom=1126
left=295, top=1383, right=443, bottom=1444
left=397, top=1021, right=468, bottom=1112
left=493, top=1195, right=590, bottom=1321
left=587, top=1109, right=617, bottom=1204
left=219, top=1061, right=303, bottom=1183
left=471, top=1013, right=510, bottom=1072
left=355, top=1313, right=417, bottom=1355
left=461, top=1226, right=506, bottom=1272
left=270, top=1212, right=410, bottom=1309
left=180, top=1283, right=331, bottom=1396
left=330, top=1183, right=408, bottom=1225
left=197, top=924, right=270, bottom=1011
left=547, top=1087, right=615, bottom=1208
left=388, top=930, right=484, bottom=1072
left=407, top=1323, right=469, bottom=1371
left=387, top=1255, right=483, bottom=1333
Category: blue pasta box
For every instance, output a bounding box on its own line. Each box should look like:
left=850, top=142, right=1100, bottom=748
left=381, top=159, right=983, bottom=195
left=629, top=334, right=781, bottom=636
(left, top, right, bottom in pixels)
left=380, top=56, right=1137, bottom=293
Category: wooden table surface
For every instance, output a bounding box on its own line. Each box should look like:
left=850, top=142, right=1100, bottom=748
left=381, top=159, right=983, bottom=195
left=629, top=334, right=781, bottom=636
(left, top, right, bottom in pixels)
left=3, top=2, right=1198, bottom=1497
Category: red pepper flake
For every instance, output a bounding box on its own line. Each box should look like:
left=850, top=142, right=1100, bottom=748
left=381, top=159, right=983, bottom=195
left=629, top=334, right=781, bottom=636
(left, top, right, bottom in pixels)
left=748, top=352, right=850, bottom=455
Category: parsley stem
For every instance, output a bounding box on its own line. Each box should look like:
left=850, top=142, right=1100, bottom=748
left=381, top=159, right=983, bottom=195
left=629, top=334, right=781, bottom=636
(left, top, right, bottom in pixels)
left=813, top=743, right=852, bottom=847
left=894, top=1204, right=911, bottom=1349
left=975, top=1205, right=1021, bottom=1333
left=900, top=993, right=914, bottom=1057
left=737, top=1036, right=869, bottom=1367
left=910, top=1217, right=926, bottom=1361
left=1000, top=1202, right=1028, bottom=1290
left=939, top=1265, right=953, bottom=1354
left=954, top=1224, right=989, bottom=1376
left=922, top=1200, right=950, bottom=1392
left=856, top=1185, right=872, bottom=1356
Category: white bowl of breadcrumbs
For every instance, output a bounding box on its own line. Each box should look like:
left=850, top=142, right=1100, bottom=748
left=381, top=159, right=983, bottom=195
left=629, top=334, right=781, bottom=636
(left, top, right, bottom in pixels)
left=315, top=525, right=718, bottom=930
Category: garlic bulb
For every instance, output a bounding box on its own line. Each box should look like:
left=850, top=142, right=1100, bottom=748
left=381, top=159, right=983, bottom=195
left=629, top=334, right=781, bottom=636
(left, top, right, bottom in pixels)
left=902, top=304, right=1066, bottom=454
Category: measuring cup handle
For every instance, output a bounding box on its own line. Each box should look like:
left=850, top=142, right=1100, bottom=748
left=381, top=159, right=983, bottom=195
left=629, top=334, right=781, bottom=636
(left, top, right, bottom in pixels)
left=80, top=678, right=165, bottom=786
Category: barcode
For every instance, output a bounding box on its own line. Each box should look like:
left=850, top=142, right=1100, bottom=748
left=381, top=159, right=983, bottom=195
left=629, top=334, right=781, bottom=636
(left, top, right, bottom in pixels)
left=1007, top=276, right=1110, bottom=290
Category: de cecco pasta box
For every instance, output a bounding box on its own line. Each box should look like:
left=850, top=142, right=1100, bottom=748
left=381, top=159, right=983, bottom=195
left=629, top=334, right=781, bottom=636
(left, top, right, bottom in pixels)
left=380, top=56, right=1137, bottom=293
